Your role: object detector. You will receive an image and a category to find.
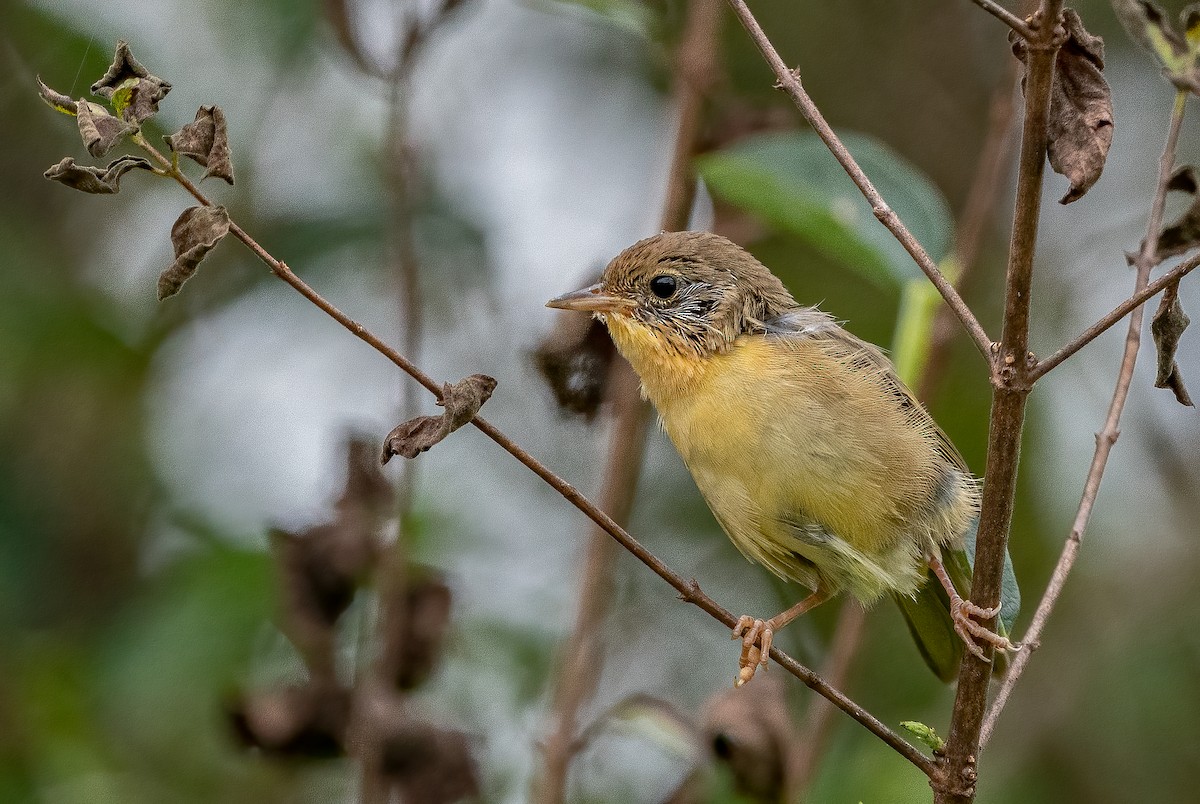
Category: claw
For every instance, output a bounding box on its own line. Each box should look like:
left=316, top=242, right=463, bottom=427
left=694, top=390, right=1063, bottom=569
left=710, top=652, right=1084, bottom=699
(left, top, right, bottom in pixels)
left=951, top=597, right=1020, bottom=661
left=731, top=617, right=773, bottom=687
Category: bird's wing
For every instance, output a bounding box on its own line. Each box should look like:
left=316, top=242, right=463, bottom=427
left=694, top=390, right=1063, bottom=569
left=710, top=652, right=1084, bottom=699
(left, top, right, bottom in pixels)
left=764, top=309, right=971, bottom=475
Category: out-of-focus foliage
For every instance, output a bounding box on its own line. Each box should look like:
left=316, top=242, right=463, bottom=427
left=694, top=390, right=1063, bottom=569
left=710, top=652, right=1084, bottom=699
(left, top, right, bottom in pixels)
left=2, top=0, right=1200, bottom=803
left=700, top=130, right=954, bottom=288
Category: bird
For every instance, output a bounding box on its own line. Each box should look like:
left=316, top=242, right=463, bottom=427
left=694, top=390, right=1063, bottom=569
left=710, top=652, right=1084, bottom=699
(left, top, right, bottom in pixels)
left=547, top=230, right=1017, bottom=686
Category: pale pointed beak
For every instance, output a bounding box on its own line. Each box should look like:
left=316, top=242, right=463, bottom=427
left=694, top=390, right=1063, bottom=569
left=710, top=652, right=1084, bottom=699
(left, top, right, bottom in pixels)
left=545, top=283, right=636, bottom=313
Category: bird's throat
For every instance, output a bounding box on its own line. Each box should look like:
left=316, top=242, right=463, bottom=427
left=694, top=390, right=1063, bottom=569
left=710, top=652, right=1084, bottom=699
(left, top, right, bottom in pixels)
left=602, top=313, right=714, bottom=407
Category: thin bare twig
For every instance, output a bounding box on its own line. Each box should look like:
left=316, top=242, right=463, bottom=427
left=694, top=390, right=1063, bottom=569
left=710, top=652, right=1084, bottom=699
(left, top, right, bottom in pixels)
left=722, top=0, right=995, bottom=364
left=1032, top=250, right=1200, bottom=379
left=535, top=0, right=721, bottom=799
left=937, top=3, right=1063, bottom=802
left=970, top=0, right=1037, bottom=39
left=131, top=135, right=937, bottom=780
left=979, top=89, right=1190, bottom=747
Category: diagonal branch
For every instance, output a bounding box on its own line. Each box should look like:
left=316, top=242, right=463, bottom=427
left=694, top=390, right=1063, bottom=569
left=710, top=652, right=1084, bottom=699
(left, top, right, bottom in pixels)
left=131, top=135, right=938, bottom=780
left=722, top=0, right=995, bottom=363
left=1031, top=249, right=1200, bottom=379
left=979, top=89, right=1190, bottom=747
left=970, top=0, right=1037, bottom=39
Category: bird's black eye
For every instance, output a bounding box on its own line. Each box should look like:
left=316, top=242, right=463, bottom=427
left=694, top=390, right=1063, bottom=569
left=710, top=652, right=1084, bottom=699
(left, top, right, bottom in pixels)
left=649, top=275, right=677, bottom=299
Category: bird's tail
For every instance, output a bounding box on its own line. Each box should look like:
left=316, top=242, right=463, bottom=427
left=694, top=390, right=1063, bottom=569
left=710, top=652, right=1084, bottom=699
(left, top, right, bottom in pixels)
left=893, top=521, right=1021, bottom=683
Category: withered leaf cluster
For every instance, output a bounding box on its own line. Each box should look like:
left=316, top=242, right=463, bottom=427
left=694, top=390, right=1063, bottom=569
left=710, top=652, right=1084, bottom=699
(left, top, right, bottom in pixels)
left=40, top=42, right=238, bottom=304
left=1011, top=9, right=1114, bottom=204
left=235, top=439, right=477, bottom=798
left=1109, top=3, right=1200, bottom=406
left=381, top=374, right=497, bottom=463
left=38, top=41, right=170, bottom=167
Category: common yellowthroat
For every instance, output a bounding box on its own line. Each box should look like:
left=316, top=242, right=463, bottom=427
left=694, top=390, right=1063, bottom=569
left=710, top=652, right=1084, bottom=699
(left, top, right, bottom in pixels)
left=548, top=231, right=1017, bottom=685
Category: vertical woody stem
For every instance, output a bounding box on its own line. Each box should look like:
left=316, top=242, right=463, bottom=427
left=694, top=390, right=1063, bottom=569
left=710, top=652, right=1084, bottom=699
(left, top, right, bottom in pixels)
left=935, top=4, right=1063, bottom=802
left=979, top=89, right=1190, bottom=747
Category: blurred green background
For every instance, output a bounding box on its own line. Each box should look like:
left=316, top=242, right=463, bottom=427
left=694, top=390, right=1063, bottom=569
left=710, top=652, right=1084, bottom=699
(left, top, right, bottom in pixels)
left=2, top=0, right=1199, bottom=801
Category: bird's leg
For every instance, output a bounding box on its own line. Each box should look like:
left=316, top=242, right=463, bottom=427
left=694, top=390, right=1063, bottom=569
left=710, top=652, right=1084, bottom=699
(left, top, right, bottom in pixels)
left=731, top=587, right=829, bottom=687
left=928, top=553, right=1020, bottom=662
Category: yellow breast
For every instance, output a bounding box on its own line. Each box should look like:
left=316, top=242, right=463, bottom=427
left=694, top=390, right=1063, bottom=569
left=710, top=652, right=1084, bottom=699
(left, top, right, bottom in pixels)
left=606, top=316, right=963, bottom=601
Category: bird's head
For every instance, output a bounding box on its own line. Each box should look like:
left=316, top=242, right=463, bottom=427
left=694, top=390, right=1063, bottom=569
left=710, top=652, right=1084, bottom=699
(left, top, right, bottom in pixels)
left=546, top=231, right=799, bottom=363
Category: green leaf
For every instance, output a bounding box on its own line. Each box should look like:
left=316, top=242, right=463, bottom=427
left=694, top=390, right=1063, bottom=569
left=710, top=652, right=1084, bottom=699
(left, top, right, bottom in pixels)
left=890, top=271, right=953, bottom=387
left=698, top=131, right=953, bottom=290
left=535, top=0, right=656, bottom=37
left=959, top=522, right=1021, bottom=636
left=96, top=546, right=274, bottom=754
left=900, top=721, right=945, bottom=752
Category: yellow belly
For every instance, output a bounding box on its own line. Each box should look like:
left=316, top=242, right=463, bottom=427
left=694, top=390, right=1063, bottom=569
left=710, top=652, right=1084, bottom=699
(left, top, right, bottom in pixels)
left=610, top=324, right=966, bottom=602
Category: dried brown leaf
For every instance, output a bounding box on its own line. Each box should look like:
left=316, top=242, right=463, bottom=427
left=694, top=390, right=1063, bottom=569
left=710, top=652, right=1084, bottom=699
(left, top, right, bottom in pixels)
left=76, top=99, right=132, bottom=158
left=36, top=76, right=76, bottom=115
left=270, top=438, right=385, bottom=676
left=391, top=572, right=453, bottom=690
left=1154, top=166, right=1200, bottom=260
left=380, top=374, right=496, bottom=462
left=91, top=41, right=151, bottom=95
left=1157, top=198, right=1200, bottom=259
left=380, top=718, right=479, bottom=803
left=1014, top=10, right=1114, bottom=204
left=43, top=155, right=152, bottom=194
left=164, top=105, right=234, bottom=185
left=158, top=205, right=231, bottom=300
left=229, top=683, right=350, bottom=758
left=271, top=522, right=372, bottom=634
left=701, top=673, right=796, bottom=801
left=1167, top=164, right=1198, bottom=194
left=91, top=40, right=171, bottom=123
left=534, top=308, right=616, bottom=420
left=1151, top=291, right=1194, bottom=405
